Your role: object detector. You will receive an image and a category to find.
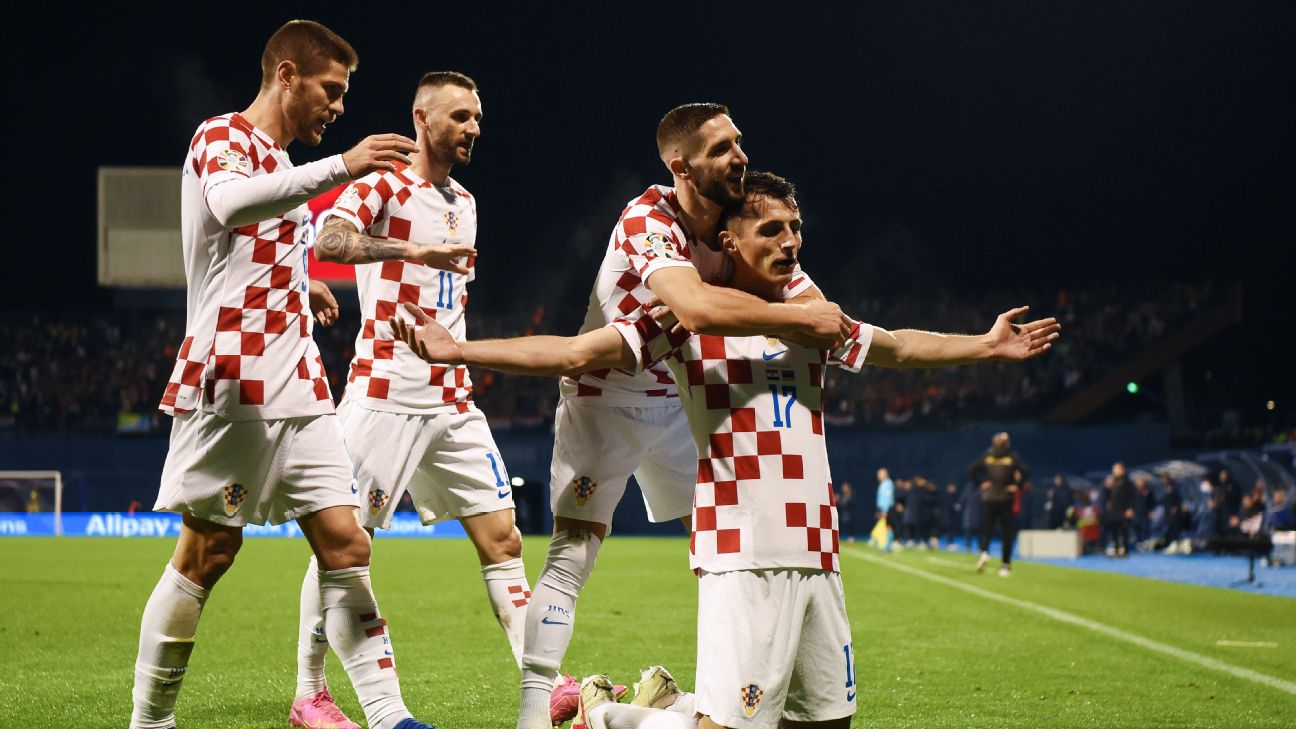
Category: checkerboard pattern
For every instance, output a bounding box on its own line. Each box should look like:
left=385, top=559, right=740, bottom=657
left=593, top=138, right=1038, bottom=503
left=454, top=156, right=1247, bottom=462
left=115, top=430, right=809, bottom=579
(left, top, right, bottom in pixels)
left=614, top=314, right=847, bottom=573
left=561, top=185, right=822, bottom=404
left=161, top=113, right=331, bottom=417
left=321, top=166, right=478, bottom=413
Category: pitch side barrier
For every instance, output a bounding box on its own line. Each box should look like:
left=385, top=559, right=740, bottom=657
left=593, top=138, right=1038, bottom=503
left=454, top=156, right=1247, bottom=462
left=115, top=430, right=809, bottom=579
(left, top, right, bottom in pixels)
left=0, top=512, right=467, bottom=538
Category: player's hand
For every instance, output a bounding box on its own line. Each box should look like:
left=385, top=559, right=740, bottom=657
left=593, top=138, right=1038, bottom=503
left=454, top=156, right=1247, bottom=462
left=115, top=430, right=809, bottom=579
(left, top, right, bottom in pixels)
left=980, top=481, right=992, bottom=491
left=986, top=306, right=1061, bottom=361
left=308, top=279, right=339, bottom=327
left=642, top=296, right=684, bottom=334
left=342, top=134, right=418, bottom=177
left=412, top=243, right=475, bottom=275
left=797, top=299, right=849, bottom=342
left=390, top=302, right=465, bottom=364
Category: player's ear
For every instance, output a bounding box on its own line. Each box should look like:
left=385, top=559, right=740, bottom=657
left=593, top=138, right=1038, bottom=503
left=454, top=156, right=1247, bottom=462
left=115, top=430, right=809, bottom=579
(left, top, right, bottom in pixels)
left=718, top=228, right=737, bottom=255
left=667, top=156, right=688, bottom=180
left=276, top=59, right=298, bottom=91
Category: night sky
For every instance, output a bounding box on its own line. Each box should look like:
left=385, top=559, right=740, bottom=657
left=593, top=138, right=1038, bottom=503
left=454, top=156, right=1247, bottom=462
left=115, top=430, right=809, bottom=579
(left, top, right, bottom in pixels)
left=9, top=2, right=1294, bottom=399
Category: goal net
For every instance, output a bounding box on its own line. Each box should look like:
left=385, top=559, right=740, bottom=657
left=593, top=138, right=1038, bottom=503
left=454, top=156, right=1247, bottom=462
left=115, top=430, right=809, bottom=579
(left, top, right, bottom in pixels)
left=0, top=470, right=63, bottom=536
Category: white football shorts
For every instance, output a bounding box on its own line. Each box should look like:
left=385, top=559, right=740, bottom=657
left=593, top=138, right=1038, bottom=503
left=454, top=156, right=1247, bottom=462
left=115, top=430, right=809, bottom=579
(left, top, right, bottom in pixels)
left=548, top=398, right=696, bottom=526
left=155, top=410, right=357, bottom=526
left=695, top=568, right=857, bottom=727
left=338, top=399, right=515, bottom=529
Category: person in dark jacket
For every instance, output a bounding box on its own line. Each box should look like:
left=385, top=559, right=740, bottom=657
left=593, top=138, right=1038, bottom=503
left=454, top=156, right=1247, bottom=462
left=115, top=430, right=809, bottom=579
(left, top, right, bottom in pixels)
left=1044, top=474, right=1073, bottom=529
left=1106, top=462, right=1136, bottom=557
left=970, top=432, right=1029, bottom=575
left=1133, top=474, right=1154, bottom=545
left=959, top=482, right=981, bottom=552
left=902, top=477, right=929, bottom=547
left=1159, top=471, right=1185, bottom=549
left=939, top=482, right=962, bottom=548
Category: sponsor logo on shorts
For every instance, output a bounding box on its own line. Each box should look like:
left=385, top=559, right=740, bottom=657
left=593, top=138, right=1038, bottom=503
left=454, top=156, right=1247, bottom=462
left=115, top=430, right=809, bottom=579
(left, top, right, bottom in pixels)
left=541, top=616, right=569, bottom=625
left=368, top=489, right=390, bottom=515
left=223, top=484, right=246, bottom=516
left=497, top=488, right=511, bottom=500
left=572, top=476, right=598, bottom=506
left=445, top=210, right=459, bottom=235
left=739, top=683, right=764, bottom=718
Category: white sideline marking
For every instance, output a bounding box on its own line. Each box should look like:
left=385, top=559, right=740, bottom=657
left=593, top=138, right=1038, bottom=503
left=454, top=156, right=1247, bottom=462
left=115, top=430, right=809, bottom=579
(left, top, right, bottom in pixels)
left=1216, top=640, right=1279, bottom=648
left=845, top=549, right=1296, bottom=696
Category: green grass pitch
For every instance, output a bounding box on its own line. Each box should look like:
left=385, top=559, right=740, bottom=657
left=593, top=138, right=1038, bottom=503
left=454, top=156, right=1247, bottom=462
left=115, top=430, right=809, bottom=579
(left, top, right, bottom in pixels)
left=2, top=536, right=1293, bottom=727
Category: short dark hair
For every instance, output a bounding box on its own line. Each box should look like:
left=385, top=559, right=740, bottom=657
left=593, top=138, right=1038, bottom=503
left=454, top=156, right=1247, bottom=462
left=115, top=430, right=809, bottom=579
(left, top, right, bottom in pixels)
left=721, top=170, right=798, bottom=228
left=417, top=70, right=478, bottom=94
left=261, top=20, right=358, bottom=87
left=656, top=102, right=729, bottom=160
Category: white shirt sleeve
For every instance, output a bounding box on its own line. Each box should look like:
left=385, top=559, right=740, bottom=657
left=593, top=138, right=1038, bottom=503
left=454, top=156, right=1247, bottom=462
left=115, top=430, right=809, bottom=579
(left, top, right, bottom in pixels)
left=205, top=155, right=350, bottom=228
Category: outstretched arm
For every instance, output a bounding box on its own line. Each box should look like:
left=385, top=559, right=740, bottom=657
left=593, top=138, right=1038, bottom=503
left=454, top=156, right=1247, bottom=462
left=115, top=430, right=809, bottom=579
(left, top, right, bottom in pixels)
left=864, top=306, right=1060, bottom=368
left=389, top=303, right=635, bottom=376
left=646, top=266, right=847, bottom=342
left=314, top=217, right=475, bottom=273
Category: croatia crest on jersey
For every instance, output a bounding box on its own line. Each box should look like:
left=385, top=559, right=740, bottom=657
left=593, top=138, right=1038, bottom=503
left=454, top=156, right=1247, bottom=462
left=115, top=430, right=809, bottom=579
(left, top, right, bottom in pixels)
left=223, top=484, right=247, bottom=516
left=445, top=210, right=459, bottom=235
left=368, top=488, right=390, bottom=515
left=739, top=683, right=764, bottom=718
left=572, top=476, right=598, bottom=506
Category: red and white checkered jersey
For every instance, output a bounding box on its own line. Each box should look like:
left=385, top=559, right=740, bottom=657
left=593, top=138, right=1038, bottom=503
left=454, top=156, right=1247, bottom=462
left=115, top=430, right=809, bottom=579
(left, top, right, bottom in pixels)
left=319, top=165, right=478, bottom=414
left=560, top=185, right=816, bottom=406
left=161, top=113, right=338, bottom=420
left=613, top=315, right=874, bottom=573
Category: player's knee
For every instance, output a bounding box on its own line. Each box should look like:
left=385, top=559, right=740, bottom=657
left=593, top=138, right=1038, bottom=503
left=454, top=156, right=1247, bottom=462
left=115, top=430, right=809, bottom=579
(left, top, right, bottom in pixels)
left=497, top=526, right=523, bottom=561
left=197, top=530, right=242, bottom=585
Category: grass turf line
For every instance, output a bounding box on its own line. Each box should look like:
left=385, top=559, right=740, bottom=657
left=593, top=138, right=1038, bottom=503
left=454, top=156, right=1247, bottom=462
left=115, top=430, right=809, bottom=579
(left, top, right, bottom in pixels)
left=1, top=537, right=1293, bottom=727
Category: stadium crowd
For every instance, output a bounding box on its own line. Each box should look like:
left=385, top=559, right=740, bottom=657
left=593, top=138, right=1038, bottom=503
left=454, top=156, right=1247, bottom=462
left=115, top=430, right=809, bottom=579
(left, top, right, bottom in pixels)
left=845, top=462, right=1295, bottom=558
left=0, top=281, right=1245, bottom=437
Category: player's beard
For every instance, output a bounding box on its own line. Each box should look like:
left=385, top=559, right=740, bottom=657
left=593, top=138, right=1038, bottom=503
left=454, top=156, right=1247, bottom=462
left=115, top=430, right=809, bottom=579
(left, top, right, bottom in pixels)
left=696, top=167, right=744, bottom=207
left=432, top=127, right=473, bottom=165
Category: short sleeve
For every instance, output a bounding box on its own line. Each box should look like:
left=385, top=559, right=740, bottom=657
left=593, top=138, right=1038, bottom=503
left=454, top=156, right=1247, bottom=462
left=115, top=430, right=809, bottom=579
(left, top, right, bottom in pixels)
left=782, top=267, right=817, bottom=300
left=619, top=215, right=697, bottom=282
left=610, top=312, right=692, bottom=373
left=190, top=118, right=256, bottom=197
left=829, top=319, right=874, bottom=373
left=316, top=172, right=392, bottom=234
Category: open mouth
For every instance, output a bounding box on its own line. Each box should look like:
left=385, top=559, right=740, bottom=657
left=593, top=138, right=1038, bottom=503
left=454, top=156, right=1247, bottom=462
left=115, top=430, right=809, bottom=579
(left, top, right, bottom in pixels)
left=774, top=257, right=797, bottom=268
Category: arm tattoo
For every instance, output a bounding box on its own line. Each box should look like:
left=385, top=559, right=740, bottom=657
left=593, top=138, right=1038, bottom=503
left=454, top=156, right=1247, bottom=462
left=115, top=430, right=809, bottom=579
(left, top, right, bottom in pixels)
left=316, top=218, right=411, bottom=263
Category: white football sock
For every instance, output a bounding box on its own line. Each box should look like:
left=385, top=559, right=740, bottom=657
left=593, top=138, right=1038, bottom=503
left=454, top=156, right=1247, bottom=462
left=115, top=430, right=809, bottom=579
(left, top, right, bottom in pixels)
left=296, top=555, right=330, bottom=698
left=589, top=704, right=699, bottom=729
left=481, top=557, right=531, bottom=668
left=130, top=563, right=208, bottom=729
left=517, top=529, right=602, bottom=729
left=319, top=565, right=411, bottom=729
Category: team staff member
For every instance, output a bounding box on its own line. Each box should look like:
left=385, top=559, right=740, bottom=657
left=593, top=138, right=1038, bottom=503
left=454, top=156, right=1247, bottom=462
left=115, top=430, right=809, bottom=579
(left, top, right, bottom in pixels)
left=970, top=432, right=1029, bottom=576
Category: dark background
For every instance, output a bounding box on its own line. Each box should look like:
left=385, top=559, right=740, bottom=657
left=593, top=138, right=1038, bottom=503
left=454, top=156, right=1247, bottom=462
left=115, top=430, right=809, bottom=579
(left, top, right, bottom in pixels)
left=7, top=1, right=1294, bottom=408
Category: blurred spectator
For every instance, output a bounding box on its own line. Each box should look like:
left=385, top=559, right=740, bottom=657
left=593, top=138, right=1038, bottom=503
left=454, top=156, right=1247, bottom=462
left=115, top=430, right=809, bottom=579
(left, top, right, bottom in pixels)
left=1216, top=469, right=1242, bottom=523
left=836, top=481, right=856, bottom=540
left=1133, top=474, right=1153, bottom=545
left=1043, top=474, right=1073, bottom=529
left=959, top=481, right=981, bottom=552
left=1265, top=489, right=1293, bottom=532
left=875, top=468, right=895, bottom=530
left=938, top=482, right=961, bottom=548
left=1106, top=462, right=1135, bottom=558
left=1159, top=471, right=1187, bottom=550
